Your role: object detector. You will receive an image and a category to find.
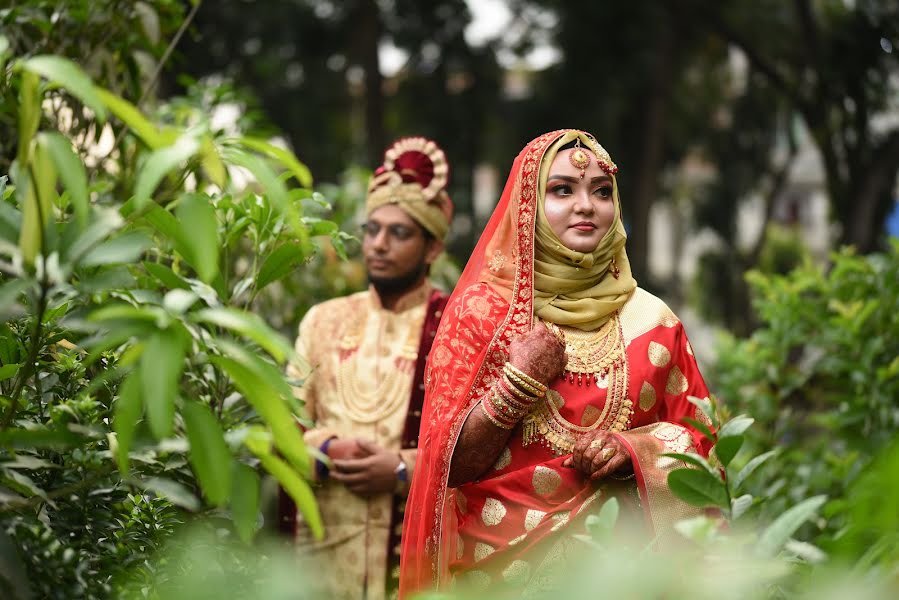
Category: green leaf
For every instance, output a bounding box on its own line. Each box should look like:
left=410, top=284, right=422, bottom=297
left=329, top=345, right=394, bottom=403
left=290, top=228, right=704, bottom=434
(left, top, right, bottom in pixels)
left=0, top=364, right=20, bottom=382
left=16, top=71, right=41, bottom=165
left=17, top=169, right=42, bottom=264
left=143, top=261, right=191, bottom=291
left=0, top=427, right=86, bottom=449
left=194, top=307, right=292, bottom=363
left=0, top=193, right=22, bottom=245
left=175, top=194, right=219, bottom=282
left=79, top=230, right=152, bottom=266
left=755, top=495, right=827, bottom=557
left=19, top=55, right=106, bottom=121
left=235, top=136, right=313, bottom=187
left=732, top=449, right=778, bottom=491
left=141, top=332, right=186, bottom=440
left=256, top=243, right=304, bottom=291
left=200, top=137, right=227, bottom=188
left=182, top=401, right=232, bottom=506
left=245, top=431, right=321, bottom=539
left=712, top=435, right=744, bottom=468
left=719, top=415, right=754, bottom=438
left=686, top=395, right=718, bottom=430
left=211, top=356, right=309, bottom=479
left=731, top=494, right=754, bottom=520
left=64, top=207, right=123, bottom=263
left=133, top=136, right=200, bottom=210
left=661, top=452, right=717, bottom=476
left=231, top=462, right=260, bottom=543
left=135, top=477, right=200, bottom=511
left=95, top=87, right=164, bottom=149
left=113, top=371, right=143, bottom=475
left=37, top=132, right=88, bottom=226
left=667, top=467, right=729, bottom=509
left=682, top=417, right=715, bottom=443
left=0, top=279, right=32, bottom=320
left=585, top=497, right=619, bottom=542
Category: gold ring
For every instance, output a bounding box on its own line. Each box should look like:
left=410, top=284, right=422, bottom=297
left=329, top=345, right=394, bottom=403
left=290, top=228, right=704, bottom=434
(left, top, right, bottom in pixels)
left=601, top=447, right=617, bottom=462
left=588, top=439, right=604, bottom=450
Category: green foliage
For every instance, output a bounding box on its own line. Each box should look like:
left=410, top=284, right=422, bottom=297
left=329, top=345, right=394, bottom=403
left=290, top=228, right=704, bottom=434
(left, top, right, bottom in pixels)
left=0, top=29, right=338, bottom=598
left=712, top=242, right=899, bottom=562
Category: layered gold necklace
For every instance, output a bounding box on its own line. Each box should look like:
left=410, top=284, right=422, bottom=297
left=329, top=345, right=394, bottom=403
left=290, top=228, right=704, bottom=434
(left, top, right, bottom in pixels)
left=334, top=309, right=422, bottom=424
left=522, top=314, right=632, bottom=455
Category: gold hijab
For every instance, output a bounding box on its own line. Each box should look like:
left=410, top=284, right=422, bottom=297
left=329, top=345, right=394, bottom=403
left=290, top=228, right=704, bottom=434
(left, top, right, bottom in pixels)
left=533, top=131, right=637, bottom=330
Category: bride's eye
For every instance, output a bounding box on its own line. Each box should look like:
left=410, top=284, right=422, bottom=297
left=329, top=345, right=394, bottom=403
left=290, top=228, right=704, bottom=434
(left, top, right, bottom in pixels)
left=550, top=184, right=572, bottom=196
left=594, top=185, right=613, bottom=198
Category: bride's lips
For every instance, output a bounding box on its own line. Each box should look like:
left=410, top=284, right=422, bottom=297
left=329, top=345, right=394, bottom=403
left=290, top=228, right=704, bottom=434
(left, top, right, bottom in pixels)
left=570, top=222, right=597, bottom=231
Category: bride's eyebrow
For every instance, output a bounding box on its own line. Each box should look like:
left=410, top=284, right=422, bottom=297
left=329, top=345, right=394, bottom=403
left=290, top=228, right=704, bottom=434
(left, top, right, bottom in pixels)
left=547, top=174, right=578, bottom=183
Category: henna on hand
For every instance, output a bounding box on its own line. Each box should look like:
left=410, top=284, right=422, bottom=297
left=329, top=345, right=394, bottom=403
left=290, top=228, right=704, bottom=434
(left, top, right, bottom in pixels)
left=507, top=325, right=567, bottom=387
left=563, top=431, right=631, bottom=481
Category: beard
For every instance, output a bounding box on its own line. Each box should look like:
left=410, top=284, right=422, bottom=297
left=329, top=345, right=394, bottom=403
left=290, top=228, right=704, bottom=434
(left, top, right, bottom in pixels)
left=368, top=260, right=429, bottom=298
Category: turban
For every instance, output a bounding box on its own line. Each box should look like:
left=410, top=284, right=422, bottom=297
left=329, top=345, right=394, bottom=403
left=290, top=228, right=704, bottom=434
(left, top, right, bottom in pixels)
left=365, top=137, right=453, bottom=241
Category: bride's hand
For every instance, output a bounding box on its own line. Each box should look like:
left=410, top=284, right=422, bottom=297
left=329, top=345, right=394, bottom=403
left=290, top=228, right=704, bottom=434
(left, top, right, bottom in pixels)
left=507, top=324, right=567, bottom=387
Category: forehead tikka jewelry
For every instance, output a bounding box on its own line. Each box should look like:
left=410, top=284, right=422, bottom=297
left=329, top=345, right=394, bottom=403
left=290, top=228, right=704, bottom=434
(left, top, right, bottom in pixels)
left=568, top=139, right=591, bottom=179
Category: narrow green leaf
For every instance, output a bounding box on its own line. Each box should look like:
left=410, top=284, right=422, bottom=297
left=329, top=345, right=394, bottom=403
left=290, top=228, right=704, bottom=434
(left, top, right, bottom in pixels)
left=113, top=372, right=143, bottom=476
left=256, top=243, right=304, bottom=290
left=682, top=417, right=716, bottom=443
left=0, top=279, right=31, bottom=319
left=30, top=137, right=57, bottom=227
left=175, top=194, right=219, bottom=282
left=200, top=137, right=227, bottom=188
left=667, top=468, right=730, bottom=509
left=216, top=339, right=296, bottom=406
left=141, top=205, right=192, bottom=259
left=732, top=449, right=778, bottom=491
left=661, top=452, right=717, bottom=476
left=0, top=427, right=85, bottom=449
left=140, top=332, right=186, bottom=440
left=731, top=494, right=754, bottom=520
left=719, top=415, right=754, bottom=438
left=195, top=307, right=292, bottom=363
left=19, top=55, right=106, bottom=121
left=79, top=231, right=152, bottom=266
left=0, top=364, right=20, bottom=382
left=235, top=136, right=313, bottom=187
left=713, top=435, right=744, bottom=468
left=16, top=174, right=41, bottom=264
left=212, top=356, right=309, bottom=479
left=133, top=136, right=200, bottom=210
left=38, top=132, right=89, bottom=226
left=182, top=401, right=232, bottom=506
left=135, top=477, right=200, bottom=511
left=16, top=71, right=41, bottom=165
left=64, top=206, right=123, bottom=263
left=231, top=462, right=260, bottom=543
left=755, top=495, right=827, bottom=557
left=95, top=87, right=164, bottom=149
left=686, top=395, right=718, bottom=430
left=143, top=261, right=191, bottom=290
left=245, top=433, right=321, bottom=539
left=0, top=192, right=22, bottom=245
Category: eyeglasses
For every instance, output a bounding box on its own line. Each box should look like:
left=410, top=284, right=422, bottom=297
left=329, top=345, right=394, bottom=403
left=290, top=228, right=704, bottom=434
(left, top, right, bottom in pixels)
left=361, top=221, right=421, bottom=242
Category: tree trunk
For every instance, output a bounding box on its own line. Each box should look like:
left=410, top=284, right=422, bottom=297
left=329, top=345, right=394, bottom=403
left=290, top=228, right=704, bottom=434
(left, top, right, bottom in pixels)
left=629, top=26, right=676, bottom=282
left=843, top=131, right=899, bottom=252
left=351, top=0, right=385, bottom=165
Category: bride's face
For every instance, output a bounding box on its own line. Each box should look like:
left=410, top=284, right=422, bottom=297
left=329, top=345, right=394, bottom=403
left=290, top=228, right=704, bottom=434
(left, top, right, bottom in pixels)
left=542, top=148, right=616, bottom=253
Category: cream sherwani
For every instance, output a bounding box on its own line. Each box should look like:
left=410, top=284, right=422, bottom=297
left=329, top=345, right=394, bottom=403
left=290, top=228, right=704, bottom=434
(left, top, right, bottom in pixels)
left=288, top=283, right=431, bottom=600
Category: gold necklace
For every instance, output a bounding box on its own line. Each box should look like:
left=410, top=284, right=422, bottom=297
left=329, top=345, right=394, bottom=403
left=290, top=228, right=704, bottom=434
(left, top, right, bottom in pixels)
left=334, top=309, right=421, bottom=424
left=542, top=314, right=626, bottom=386
left=523, top=314, right=632, bottom=455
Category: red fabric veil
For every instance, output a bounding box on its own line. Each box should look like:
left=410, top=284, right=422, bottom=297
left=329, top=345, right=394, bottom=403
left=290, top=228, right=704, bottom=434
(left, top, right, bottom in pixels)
left=399, top=130, right=567, bottom=594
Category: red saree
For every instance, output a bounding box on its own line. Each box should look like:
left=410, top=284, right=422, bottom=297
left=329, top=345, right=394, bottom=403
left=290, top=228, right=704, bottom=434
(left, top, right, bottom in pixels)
left=399, top=131, right=714, bottom=596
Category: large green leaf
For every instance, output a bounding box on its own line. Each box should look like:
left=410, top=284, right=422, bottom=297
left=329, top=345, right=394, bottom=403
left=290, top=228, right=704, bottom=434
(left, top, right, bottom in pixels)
left=182, top=401, right=232, bottom=506
left=235, top=136, right=313, bottom=187
left=64, top=207, right=123, bottom=263
left=712, top=435, right=744, bottom=468
left=143, top=261, right=191, bottom=291
left=195, top=307, right=292, bottom=363
left=37, top=132, right=88, bottom=226
left=133, top=136, right=200, bottom=210
left=0, top=279, right=32, bottom=320
left=0, top=364, right=20, bottom=382
left=95, top=87, right=164, bottom=149
left=245, top=431, right=321, bottom=539
left=140, top=331, right=186, bottom=440
left=211, top=356, right=309, bottom=479
left=755, top=495, right=827, bottom=557
left=16, top=173, right=41, bottom=265
left=79, top=231, right=152, bottom=266
left=175, top=194, right=219, bottom=283
left=667, top=467, right=729, bottom=509
left=19, top=55, right=106, bottom=121
left=255, top=243, right=304, bottom=291
left=719, top=415, right=754, bottom=438
left=230, top=462, right=260, bottom=543
left=113, top=371, right=143, bottom=475
left=0, top=427, right=86, bottom=449
left=661, top=452, right=717, bottom=476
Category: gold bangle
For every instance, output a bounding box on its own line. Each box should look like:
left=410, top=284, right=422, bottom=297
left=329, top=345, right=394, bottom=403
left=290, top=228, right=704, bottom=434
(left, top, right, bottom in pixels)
left=501, top=376, right=539, bottom=403
left=610, top=471, right=635, bottom=481
left=480, top=400, right=515, bottom=430
left=503, top=370, right=545, bottom=398
left=504, top=363, right=548, bottom=393
left=495, top=382, right=533, bottom=413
